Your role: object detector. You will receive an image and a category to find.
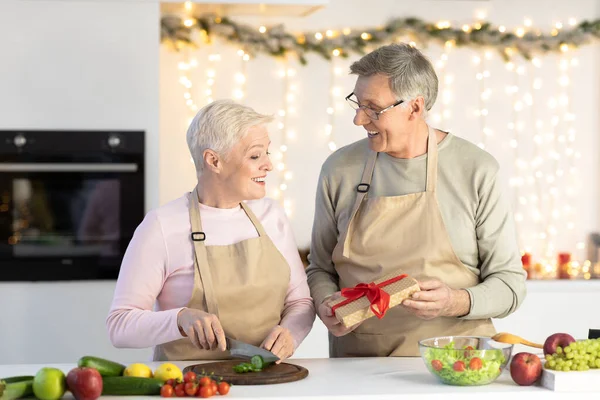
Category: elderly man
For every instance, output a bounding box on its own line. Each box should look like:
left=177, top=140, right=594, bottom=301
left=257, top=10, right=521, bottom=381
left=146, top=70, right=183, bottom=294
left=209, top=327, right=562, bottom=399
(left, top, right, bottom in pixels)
left=307, top=43, right=527, bottom=357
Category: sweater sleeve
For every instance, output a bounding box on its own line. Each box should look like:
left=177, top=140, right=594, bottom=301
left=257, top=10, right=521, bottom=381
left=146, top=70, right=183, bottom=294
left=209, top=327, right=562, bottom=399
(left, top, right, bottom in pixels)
left=462, top=170, right=527, bottom=320
left=106, top=212, right=185, bottom=348
left=306, top=168, right=341, bottom=308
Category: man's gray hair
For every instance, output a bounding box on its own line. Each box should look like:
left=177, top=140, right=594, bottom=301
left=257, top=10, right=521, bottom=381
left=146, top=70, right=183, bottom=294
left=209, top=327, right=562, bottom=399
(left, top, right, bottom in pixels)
left=349, top=43, right=438, bottom=112
left=186, top=99, right=274, bottom=174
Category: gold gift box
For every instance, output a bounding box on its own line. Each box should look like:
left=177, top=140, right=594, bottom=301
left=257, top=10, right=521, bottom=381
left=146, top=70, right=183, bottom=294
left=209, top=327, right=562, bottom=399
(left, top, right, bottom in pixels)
left=327, top=271, right=421, bottom=328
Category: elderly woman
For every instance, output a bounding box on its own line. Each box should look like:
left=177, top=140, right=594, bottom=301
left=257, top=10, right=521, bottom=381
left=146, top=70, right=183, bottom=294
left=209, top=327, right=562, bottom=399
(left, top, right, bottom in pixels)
left=307, top=43, right=527, bottom=357
left=107, top=100, right=315, bottom=361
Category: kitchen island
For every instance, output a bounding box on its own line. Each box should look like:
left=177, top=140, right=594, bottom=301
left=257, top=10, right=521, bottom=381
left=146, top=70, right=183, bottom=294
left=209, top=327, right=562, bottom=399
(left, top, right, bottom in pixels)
left=1, top=357, right=597, bottom=399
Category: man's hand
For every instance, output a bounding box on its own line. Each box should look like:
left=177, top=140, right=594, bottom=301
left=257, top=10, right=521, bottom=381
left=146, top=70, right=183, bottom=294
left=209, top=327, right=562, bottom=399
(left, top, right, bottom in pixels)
left=317, top=292, right=362, bottom=337
left=401, top=280, right=470, bottom=319
left=260, top=325, right=295, bottom=363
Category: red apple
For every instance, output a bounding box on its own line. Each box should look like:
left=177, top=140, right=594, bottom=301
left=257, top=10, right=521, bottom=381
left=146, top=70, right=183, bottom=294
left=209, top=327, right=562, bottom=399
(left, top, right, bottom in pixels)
left=544, top=333, right=576, bottom=356
left=510, top=352, right=542, bottom=386
left=66, top=367, right=103, bottom=400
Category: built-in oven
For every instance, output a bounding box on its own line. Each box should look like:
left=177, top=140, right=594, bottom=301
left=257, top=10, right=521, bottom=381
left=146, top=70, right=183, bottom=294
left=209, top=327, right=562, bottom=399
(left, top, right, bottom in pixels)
left=0, top=130, right=144, bottom=281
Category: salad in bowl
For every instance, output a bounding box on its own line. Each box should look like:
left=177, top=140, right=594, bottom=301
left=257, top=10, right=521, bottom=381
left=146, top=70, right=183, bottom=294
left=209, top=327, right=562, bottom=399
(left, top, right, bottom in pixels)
left=419, top=336, right=513, bottom=386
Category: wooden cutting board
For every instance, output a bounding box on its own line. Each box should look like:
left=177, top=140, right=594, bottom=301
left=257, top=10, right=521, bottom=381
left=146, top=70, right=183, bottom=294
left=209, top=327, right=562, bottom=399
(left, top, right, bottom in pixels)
left=183, top=361, right=309, bottom=385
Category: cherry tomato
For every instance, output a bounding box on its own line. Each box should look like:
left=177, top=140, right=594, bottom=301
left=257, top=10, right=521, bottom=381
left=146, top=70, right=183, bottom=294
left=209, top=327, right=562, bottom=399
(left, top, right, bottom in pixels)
left=198, top=385, right=213, bottom=398
left=165, top=379, right=176, bottom=387
left=469, top=357, right=483, bottom=370
left=184, top=371, right=197, bottom=384
left=431, top=359, right=443, bottom=371
left=209, top=381, right=218, bottom=395
left=463, top=345, right=474, bottom=358
left=199, top=376, right=212, bottom=387
left=174, top=383, right=186, bottom=397
left=161, top=384, right=174, bottom=398
left=453, top=360, right=465, bottom=372
left=217, top=381, right=230, bottom=395
left=185, top=382, right=198, bottom=396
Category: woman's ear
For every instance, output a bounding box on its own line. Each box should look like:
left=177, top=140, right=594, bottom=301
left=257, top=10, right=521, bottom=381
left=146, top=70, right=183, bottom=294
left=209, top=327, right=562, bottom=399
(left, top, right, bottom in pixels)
left=202, top=149, right=221, bottom=173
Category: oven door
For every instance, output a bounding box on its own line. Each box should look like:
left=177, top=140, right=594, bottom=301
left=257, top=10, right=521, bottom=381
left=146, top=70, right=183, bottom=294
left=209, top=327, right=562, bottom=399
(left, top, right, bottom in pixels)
left=0, top=162, right=144, bottom=281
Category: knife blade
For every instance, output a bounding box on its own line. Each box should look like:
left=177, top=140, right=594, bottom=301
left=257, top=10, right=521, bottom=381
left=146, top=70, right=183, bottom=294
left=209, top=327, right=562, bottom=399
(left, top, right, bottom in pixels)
left=226, top=337, right=280, bottom=363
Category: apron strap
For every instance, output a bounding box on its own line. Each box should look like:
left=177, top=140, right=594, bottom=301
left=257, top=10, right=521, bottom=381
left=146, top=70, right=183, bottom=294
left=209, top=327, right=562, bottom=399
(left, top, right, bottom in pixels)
left=189, top=187, right=220, bottom=317
left=426, top=125, right=438, bottom=192
left=342, top=150, right=378, bottom=258
left=240, top=202, right=267, bottom=237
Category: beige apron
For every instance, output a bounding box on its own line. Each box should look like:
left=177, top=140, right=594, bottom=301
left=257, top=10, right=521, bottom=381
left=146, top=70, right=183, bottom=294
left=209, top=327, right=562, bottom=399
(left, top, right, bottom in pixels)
left=154, top=188, right=290, bottom=361
left=330, top=126, right=496, bottom=357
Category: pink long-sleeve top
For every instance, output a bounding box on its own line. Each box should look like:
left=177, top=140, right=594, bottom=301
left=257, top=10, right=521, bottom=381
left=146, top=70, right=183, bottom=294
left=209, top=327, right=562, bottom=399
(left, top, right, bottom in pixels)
left=106, top=194, right=316, bottom=351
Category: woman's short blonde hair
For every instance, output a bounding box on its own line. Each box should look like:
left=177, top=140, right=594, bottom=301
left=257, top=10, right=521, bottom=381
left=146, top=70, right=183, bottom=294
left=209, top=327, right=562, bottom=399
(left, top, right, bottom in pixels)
left=349, top=43, right=438, bottom=112
left=186, top=99, right=274, bottom=174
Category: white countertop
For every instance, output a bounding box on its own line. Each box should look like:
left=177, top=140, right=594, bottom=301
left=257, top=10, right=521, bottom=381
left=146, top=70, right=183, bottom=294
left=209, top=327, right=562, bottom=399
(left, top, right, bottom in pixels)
left=1, top=358, right=597, bottom=399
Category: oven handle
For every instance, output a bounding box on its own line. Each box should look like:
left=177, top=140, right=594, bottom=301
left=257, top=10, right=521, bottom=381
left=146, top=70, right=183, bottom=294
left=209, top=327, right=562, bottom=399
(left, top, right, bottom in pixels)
left=0, top=163, right=138, bottom=172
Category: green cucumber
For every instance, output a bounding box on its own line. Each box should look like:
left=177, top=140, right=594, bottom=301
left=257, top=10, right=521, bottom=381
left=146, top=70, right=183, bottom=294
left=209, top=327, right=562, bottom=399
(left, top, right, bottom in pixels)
left=0, top=379, right=34, bottom=400
left=0, top=377, right=34, bottom=384
left=251, top=355, right=264, bottom=370
left=77, top=356, right=126, bottom=377
left=101, top=377, right=164, bottom=396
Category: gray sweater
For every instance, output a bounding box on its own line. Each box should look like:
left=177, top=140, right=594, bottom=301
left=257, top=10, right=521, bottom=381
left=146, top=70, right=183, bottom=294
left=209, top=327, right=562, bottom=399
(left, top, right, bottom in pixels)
left=306, top=133, right=527, bottom=320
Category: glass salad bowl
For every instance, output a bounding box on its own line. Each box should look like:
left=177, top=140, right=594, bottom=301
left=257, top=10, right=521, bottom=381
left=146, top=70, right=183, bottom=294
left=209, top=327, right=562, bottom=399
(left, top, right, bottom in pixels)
left=419, top=336, right=514, bottom=386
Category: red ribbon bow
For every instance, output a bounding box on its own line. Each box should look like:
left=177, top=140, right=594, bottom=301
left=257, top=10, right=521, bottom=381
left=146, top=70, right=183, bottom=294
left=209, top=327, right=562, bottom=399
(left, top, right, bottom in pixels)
left=331, top=274, right=407, bottom=319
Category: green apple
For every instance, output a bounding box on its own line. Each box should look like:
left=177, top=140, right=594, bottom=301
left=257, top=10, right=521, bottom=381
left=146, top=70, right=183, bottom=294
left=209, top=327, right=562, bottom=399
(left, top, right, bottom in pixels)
left=33, top=367, right=67, bottom=400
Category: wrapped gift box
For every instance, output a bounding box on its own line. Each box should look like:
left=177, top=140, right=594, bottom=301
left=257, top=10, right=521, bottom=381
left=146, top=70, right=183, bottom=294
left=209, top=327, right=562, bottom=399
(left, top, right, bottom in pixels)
left=327, top=271, right=420, bottom=328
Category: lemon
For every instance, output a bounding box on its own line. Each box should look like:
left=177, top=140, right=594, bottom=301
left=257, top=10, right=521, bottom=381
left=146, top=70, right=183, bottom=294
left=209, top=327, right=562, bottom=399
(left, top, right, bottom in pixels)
left=154, top=363, right=183, bottom=382
left=123, top=363, right=153, bottom=378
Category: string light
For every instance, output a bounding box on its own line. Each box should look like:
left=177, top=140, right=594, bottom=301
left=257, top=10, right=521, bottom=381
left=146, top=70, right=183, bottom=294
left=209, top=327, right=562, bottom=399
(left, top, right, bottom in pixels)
left=326, top=57, right=342, bottom=153
left=558, top=51, right=581, bottom=259
left=476, top=51, right=492, bottom=150
left=206, top=53, right=220, bottom=104
left=170, top=17, right=588, bottom=272
left=179, top=2, right=201, bottom=167
left=176, top=0, right=198, bottom=116
left=433, top=39, right=453, bottom=125
left=274, top=60, right=297, bottom=217
left=232, top=50, right=248, bottom=100
left=508, top=57, right=530, bottom=251
left=178, top=52, right=199, bottom=116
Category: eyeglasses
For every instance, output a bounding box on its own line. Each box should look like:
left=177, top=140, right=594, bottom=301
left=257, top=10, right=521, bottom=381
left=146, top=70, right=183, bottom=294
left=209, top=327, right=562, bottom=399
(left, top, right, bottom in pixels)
left=345, top=92, right=404, bottom=120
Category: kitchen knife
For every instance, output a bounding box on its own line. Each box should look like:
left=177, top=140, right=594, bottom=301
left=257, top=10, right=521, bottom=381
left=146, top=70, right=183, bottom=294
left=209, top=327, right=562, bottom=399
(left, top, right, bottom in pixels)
left=226, top=337, right=280, bottom=363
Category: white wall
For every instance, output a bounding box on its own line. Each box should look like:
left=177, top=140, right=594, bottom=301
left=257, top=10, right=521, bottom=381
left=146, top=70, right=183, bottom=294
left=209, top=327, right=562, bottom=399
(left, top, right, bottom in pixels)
left=0, top=0, right=159, bottom=364
left=160, top=0, right=600, bottom=263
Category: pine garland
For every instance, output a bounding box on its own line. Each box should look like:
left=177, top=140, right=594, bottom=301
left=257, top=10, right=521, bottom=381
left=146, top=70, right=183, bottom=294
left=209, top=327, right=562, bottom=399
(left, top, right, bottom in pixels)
left=161, top=14, right=600, bottom=64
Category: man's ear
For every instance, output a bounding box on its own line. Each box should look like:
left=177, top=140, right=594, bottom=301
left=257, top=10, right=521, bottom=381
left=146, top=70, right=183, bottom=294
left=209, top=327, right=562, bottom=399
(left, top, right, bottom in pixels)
left=408, top=97, right=426, bottom=120
left=202, top=149, right=222, bottom=173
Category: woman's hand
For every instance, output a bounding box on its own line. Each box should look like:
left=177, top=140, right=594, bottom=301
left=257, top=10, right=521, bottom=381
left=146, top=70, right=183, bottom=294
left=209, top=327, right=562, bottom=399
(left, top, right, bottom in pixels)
left=177, top=308, right=227, bottom=351
left=317, top=292, right=362, bottom=337
left=260, top=325, right=295, bottom=363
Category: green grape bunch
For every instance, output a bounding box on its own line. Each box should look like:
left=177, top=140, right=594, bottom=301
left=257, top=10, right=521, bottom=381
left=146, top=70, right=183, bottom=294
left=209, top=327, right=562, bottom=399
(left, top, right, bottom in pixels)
left=545, top=338, right=600, bottom=372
